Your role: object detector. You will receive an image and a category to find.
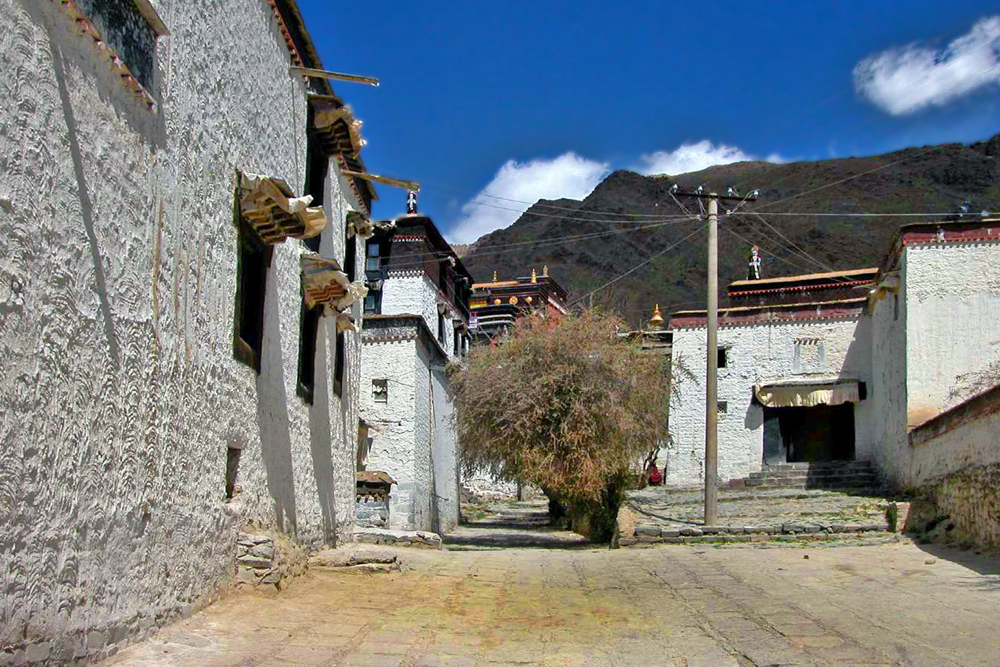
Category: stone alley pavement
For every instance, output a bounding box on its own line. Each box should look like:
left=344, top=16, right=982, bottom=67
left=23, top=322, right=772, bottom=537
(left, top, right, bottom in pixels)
left=102, top=535, right=1000, bottom=667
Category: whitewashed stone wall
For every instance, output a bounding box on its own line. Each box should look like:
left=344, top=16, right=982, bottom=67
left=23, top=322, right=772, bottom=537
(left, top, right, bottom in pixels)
left=382, top=270, right=459, bottom=361
left=906, top=385, right=1000, bottom=547
left=358, top=257, right=463, bottom=533
left=0, top=1, right=361, bottom=663
left=868, top=264, right=909, bottom=488
left=667, top=317, right=871, bottom=486
left=908, top=395, right=1000, bottom=487
left=360, top=339, right=419, bottom=530
left=431, top=368, right=460, bottom=533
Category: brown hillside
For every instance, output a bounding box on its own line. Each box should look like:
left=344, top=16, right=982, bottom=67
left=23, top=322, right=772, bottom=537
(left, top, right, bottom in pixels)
left=462, top=135, right=1000, bottom=328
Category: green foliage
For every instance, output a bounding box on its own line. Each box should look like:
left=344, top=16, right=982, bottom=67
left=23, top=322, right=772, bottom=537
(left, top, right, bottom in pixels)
left=451, top=309, right=674, bottom=540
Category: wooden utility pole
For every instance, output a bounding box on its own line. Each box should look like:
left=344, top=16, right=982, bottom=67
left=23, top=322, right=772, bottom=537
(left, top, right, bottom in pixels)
left=671, top=187, right=756, bottom=525
left=704, top=195, right=719, bottom=525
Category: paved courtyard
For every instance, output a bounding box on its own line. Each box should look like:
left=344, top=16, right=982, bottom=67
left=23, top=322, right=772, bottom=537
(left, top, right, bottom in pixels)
left=103, top=533, right=1000, bottom=667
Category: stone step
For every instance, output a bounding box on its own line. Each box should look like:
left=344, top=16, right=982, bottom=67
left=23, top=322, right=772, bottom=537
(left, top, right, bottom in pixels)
left=748, top=470, right=878, bottom=480
left=753, top=461, right=875, bottom=474
left=748, top=483, right=883, bottom=493
left=745, top=473, right=878, bottom=487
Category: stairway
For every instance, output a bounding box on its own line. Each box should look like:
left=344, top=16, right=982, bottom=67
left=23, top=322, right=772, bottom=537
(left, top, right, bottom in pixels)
left=743, top=460, right=882, bottom=491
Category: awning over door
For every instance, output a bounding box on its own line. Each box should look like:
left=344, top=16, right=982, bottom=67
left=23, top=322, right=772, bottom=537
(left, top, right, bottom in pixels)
left=754, top=379, right=860, bottom=408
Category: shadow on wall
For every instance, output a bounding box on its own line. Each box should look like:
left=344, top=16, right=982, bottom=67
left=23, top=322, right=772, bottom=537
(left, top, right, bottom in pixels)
left=45, top=7, right=119, bottom=368
left=257, top=259, right=297, bottom=536
left=308, top=317, right=337, bottom=545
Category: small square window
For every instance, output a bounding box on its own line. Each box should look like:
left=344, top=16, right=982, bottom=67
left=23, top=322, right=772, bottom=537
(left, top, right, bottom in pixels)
left=717, top=401, right=728, bottom=415
left=364, top=291, right=381, bottom=315
left=373, top=379, right=388, bottom=403
left=717, top=347, right=728, bottom=369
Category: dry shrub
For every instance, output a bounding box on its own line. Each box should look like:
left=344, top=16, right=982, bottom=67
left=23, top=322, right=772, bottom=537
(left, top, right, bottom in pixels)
left=451, top=309, right=671, bottom=540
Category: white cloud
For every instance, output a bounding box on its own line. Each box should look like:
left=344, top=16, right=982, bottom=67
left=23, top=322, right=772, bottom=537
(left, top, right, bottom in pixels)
left=448, top=153, right=609, bottom=244
left=854, top=16, right=1000, bottom=115
left=636, top=140, right=779, bottom=176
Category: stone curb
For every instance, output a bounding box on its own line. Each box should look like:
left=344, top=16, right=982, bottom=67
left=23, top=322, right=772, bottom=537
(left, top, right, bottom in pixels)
left=352, top=528, right=443, bottom=549
left=619, top=529, right=895, bottom=547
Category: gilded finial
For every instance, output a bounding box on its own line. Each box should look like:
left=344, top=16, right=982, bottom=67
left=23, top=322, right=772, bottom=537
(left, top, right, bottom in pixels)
left=492, top=269, right=498, bottom=282
left=648, top=303, right=665, bottom=331
left=542, top=265, right=548, bottom=277
left=531, top=268, right=537, bottom=283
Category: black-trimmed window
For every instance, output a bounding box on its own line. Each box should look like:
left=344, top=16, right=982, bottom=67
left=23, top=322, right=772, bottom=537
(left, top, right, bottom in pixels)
left=364, top=240, right=382, bottom=315
left=717, top=347, right=728, bottom=369
left=364, top=291, right=382, bottom=315
left=233, top=213, right=271, bottom=374
left=296, top=303, right=321, bottom=403
left=438, top=311, right=446, bottom=346
left=225, top=447, right=242, bottom=500
left=334, top=332, right=345, bottom=397
left=373, top=379, right=388, bottom=403
left=76, top=0, right=164, bottom=93
left=366, top=241, right=381, bottom=273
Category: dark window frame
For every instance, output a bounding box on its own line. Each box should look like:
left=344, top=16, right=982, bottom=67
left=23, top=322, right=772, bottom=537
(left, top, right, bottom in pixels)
left=225, top=446, right=242, bottom=500
left=233, top=192, right=272, bottom=374
left=717, top=347, right=728, bottom=369
left=438, top=311, right=446, bottom=346
left=296, top=302, right=321, bottom=404
left=334, top=331, right=345, bottom=398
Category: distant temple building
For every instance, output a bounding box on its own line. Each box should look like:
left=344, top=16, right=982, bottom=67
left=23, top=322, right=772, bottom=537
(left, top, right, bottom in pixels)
left=358, top=213, right=472, bottom=533
left=468, top=266, right=568, bottom=341
left=663, top=221, right=1000, bottom=491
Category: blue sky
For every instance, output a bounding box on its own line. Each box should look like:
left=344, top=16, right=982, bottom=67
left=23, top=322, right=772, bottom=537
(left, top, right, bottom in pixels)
left=297, top=0, right=1000, bottom=243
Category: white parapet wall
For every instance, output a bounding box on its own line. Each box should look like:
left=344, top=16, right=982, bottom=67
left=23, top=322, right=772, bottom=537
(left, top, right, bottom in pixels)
left=906, top=384, right=1000, bottom=547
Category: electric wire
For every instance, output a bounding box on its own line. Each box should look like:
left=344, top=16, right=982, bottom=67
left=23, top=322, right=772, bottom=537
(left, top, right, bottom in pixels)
left=376, top=215, right=703, bottom=269
left=569, top=223, right=710, bottom=308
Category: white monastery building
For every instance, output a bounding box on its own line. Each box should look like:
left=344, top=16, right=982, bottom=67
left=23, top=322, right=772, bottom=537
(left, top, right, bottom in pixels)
left=665, top=220, right=1000, bottom=491
left=357, top=214, right=473, bottom=534
left=0, top=0, right=378, bottom=662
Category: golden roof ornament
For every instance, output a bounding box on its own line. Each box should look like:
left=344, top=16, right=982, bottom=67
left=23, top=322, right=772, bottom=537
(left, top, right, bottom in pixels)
left=542, top=265, right=548, bottom=277
left=531, top=268, right=537, bottom=284
left=492, top=269, right=498, bottom=281
left=648, top=303, right=665, bottom=331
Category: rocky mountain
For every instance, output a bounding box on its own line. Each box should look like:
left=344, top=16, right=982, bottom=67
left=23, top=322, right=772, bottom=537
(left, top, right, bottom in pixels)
left=461, top=134, right=1000, bottom=328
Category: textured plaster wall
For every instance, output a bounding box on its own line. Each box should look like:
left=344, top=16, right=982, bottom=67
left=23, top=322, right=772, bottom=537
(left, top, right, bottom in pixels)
left=360, top=339, right=419, bottom=530
left=382, top=271, right=458, bottom=362
left=869, top=265, right=909, bottom=488
left=667, top=317, right=871, bottom=486
left=362, top=267, right=461, bottom=533
left=0, top=0, right=361, bottom=663
left=412, top=341, right=433, bottom=531
left=907, top=405, right=1000, bottom=487
left=431, top=369, right=459, bottom=534
left=903, top=242, right=1000, bottom=427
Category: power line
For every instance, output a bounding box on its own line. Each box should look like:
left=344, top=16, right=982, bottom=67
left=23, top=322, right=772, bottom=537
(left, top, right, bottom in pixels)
left=381, top=215, right=702, bottom=269
left=423, top=178, right=692, bottom=220
left=569, top=223, right=709, bottom=308
left=731, top=211, right=989, bottom=217
left=744, top=211, right=836, bottom=272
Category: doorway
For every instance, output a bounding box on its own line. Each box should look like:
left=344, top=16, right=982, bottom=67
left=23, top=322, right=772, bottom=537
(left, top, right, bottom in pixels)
left=762, top=404, right=855, bottom=465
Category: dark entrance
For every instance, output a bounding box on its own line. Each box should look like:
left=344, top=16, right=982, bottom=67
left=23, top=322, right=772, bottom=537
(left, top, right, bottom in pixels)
left=762, top=404, right=855, bottom=465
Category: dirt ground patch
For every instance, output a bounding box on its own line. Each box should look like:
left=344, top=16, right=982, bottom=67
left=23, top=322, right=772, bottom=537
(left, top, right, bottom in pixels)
left=103, top=540, right=1000, bottom=667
